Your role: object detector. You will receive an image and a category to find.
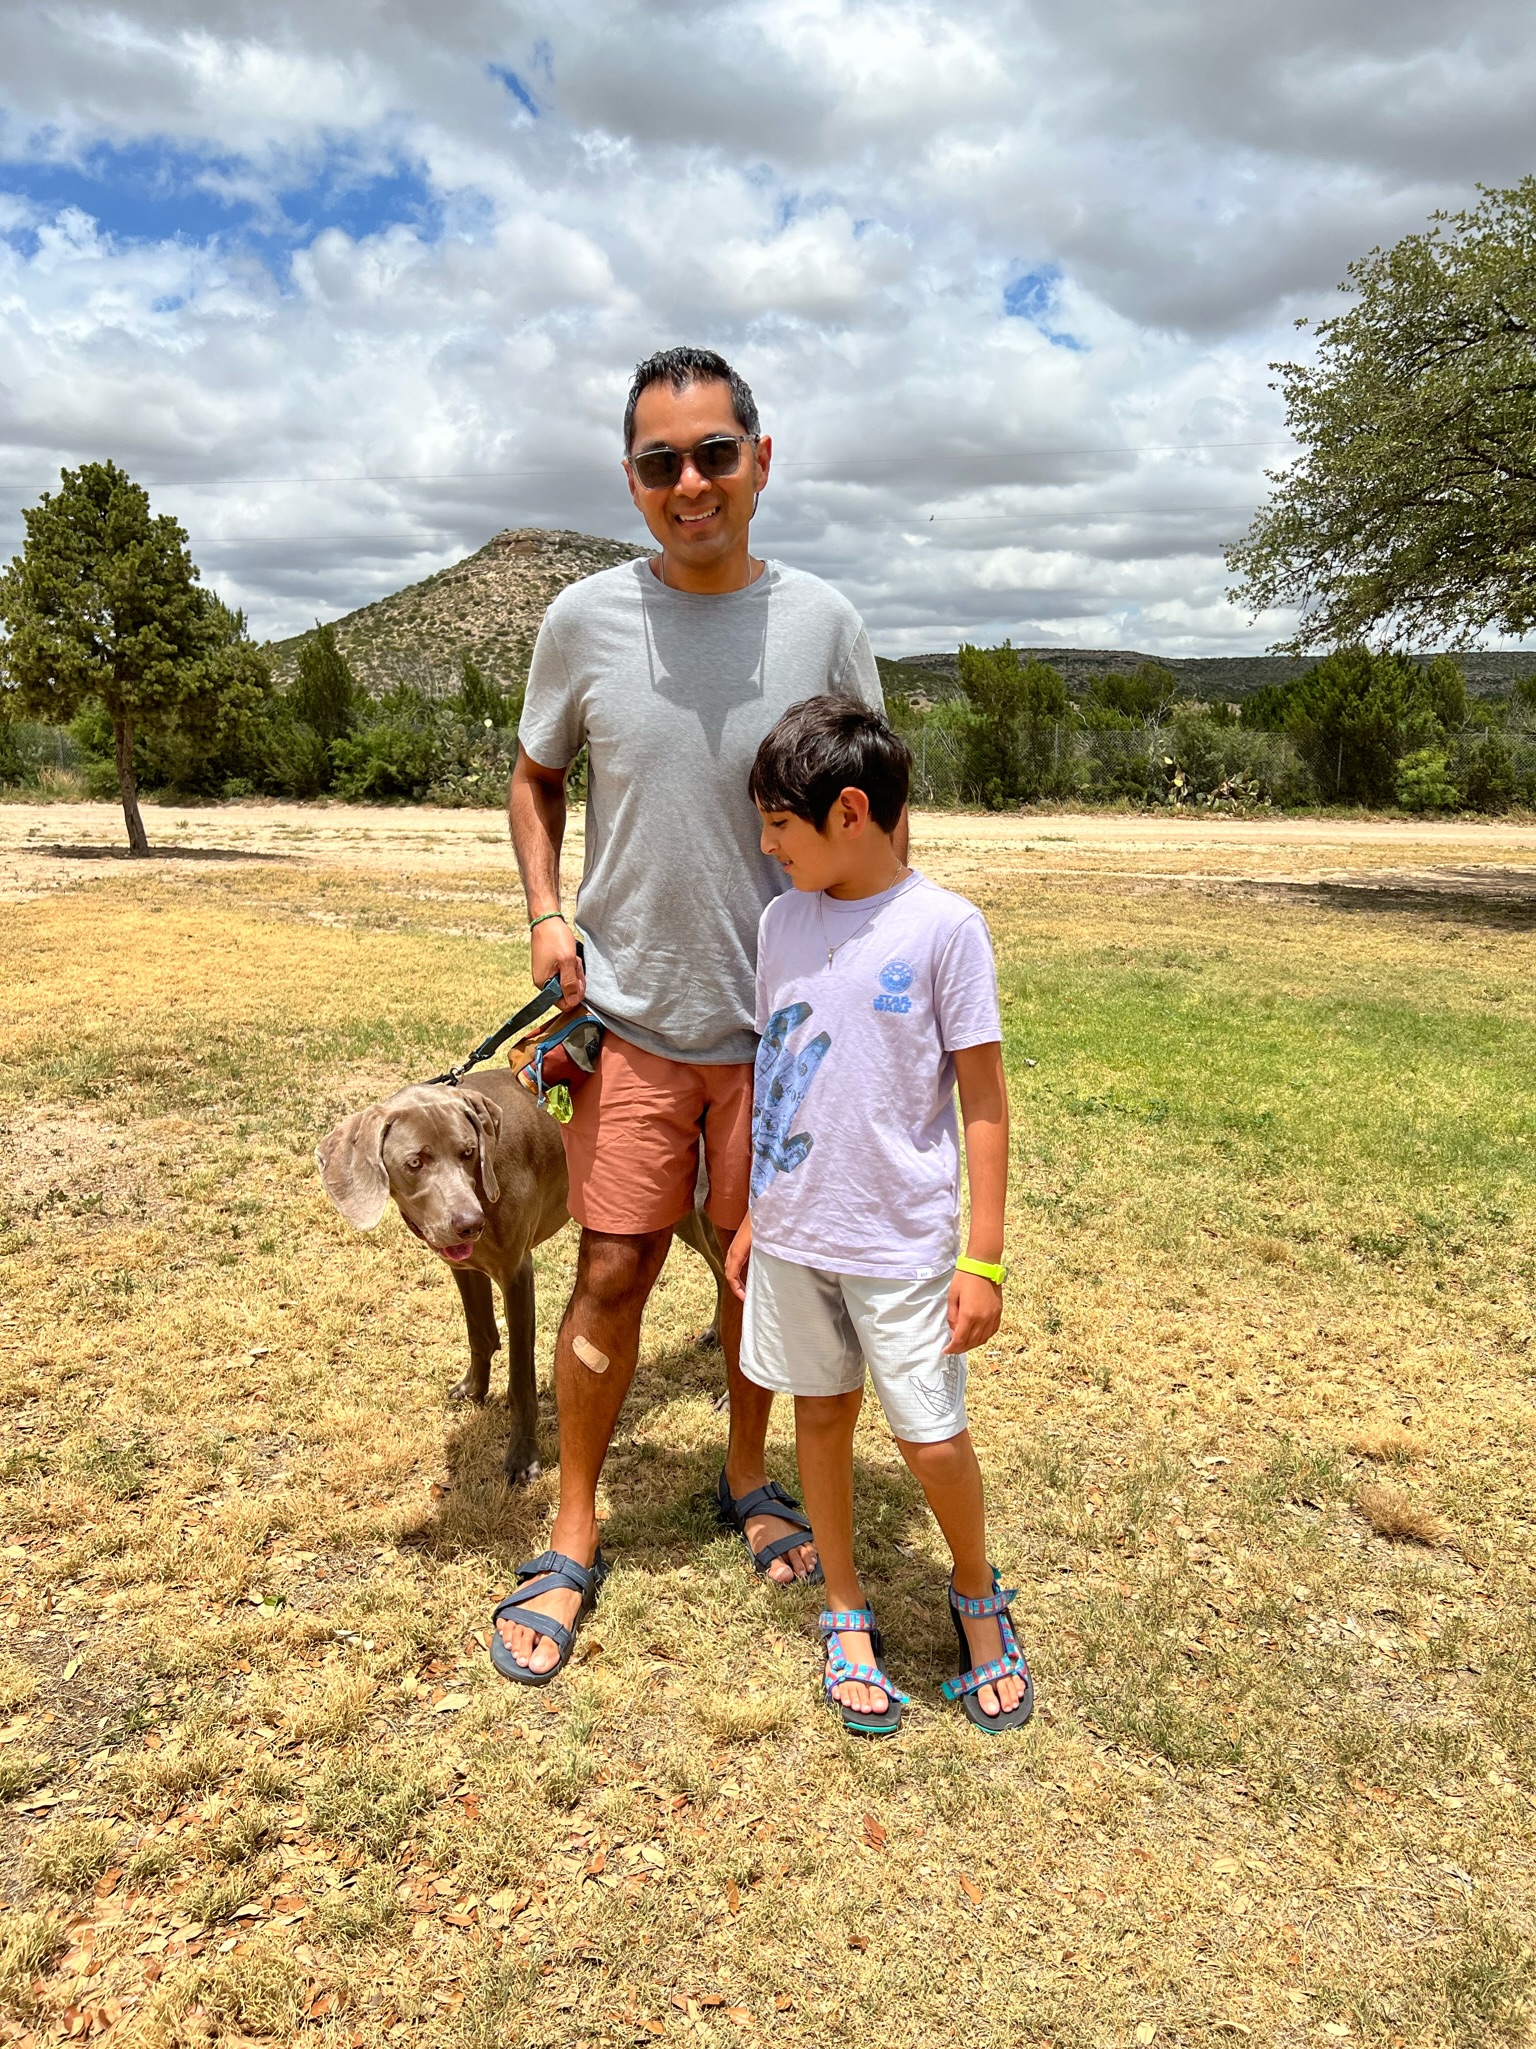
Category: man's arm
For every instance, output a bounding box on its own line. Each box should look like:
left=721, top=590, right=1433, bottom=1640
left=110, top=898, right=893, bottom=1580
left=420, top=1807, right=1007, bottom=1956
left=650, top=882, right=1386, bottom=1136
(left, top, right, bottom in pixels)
left=509, top=744, right=585, bottom=1007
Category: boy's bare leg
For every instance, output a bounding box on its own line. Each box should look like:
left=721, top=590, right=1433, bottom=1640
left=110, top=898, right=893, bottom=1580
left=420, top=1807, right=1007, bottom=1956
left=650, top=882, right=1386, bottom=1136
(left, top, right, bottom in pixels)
left=793, top=1390, right=889, bottom=1716
left=718, top=1230, right=817, bottom=1583
left=895, top=1429, right=1025, bottom=1717
left=496, top=1226, right=671, bottom=1675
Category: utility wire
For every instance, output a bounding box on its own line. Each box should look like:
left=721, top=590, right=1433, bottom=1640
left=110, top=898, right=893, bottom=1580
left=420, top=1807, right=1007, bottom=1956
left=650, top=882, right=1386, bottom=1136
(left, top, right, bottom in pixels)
left=169, top=502, right=1262, bottom=545
left=0, top=438, right=1291, bottom=494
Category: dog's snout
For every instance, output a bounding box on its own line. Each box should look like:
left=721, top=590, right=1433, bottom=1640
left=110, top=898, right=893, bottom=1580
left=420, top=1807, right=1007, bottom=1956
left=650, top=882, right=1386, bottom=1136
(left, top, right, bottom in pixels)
left=451, top=1210, right=485, bottom=1240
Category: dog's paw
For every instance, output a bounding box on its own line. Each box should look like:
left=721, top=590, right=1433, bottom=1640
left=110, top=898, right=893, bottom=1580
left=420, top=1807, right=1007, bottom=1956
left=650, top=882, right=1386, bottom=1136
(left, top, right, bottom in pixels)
left=695, top=1323, right=721, bottom=1353
left=448, top=1374, right=490, bottom=1405
left=503, top=1456, right=543, bottom=1487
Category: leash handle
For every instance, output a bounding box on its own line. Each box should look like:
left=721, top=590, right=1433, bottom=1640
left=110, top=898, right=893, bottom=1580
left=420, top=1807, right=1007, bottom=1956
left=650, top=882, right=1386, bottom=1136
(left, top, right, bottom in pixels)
left=424, top=944, right=586, bottom=1088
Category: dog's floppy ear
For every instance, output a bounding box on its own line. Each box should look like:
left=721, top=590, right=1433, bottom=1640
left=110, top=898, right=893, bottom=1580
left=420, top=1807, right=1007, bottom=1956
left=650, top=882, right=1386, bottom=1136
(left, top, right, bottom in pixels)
left=460, top=1088, right=502, bottom=1207
left=316, top=1103, right=393, bottom=1230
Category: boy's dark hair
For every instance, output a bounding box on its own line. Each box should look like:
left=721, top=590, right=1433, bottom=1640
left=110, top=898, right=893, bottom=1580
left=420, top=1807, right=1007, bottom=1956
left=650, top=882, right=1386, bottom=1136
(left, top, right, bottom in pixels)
left=624, top=346, right=760, bottom=451
left=750, top=695, right=911, bottom=833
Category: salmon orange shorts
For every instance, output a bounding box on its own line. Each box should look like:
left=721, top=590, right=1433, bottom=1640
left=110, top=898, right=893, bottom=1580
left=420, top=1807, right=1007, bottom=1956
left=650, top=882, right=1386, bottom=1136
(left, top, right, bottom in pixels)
left=560, top=1030, right=753, bottom=1237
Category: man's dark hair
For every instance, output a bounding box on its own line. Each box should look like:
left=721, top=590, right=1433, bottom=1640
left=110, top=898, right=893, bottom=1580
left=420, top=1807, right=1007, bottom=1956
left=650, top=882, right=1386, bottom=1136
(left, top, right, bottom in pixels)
left=623, top=346, right=761, bottom=451
left=749, top=695, right=911, bottom=833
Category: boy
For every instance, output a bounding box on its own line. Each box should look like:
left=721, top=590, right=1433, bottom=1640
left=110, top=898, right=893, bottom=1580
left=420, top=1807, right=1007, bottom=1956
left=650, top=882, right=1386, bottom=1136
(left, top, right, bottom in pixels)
left=724, top=695, right=1031, bottom=1736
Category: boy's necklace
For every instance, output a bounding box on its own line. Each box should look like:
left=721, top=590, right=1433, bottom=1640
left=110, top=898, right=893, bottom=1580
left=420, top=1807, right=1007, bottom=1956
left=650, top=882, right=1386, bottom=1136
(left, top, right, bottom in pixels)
left=817, top=867, right=916, bottom=968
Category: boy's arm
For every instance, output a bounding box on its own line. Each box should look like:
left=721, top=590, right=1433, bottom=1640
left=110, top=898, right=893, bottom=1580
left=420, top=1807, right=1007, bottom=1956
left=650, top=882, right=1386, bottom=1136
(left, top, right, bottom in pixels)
left=724, top=1208, right=752, bottom=1300
left=947, top=1040, right=1008, bottom=1355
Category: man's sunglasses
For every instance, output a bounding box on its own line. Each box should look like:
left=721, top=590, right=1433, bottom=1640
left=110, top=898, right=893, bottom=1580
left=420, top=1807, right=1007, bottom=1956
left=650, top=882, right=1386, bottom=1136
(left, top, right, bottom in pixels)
left=627, top=434, right=755, bottom=492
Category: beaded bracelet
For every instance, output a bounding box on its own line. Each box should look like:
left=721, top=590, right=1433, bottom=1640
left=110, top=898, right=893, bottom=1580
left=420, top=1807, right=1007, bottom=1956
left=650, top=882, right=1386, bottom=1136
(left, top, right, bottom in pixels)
left=529, top=911, right=568, bottom=931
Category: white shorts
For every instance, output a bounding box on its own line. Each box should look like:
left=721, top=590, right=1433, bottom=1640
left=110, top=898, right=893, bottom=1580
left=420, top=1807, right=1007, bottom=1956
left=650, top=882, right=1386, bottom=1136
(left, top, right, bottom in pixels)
left=740, top=1247, right=968, bottom=1445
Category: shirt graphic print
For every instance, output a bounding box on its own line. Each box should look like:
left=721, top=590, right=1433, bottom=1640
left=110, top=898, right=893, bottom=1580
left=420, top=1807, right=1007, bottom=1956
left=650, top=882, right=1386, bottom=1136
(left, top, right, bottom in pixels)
left=751, top=1001, right=831, bottom=1199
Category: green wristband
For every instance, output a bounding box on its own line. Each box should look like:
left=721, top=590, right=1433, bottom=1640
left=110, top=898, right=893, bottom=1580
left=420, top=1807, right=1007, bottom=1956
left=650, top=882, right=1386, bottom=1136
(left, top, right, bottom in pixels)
left=529, top=912, right=568, bottom=931
left=955, top=1255, right=1007, bottom=1285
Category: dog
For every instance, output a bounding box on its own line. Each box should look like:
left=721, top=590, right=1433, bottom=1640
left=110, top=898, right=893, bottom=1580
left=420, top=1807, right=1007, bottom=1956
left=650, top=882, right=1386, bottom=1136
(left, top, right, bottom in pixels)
left=316, top=1068, right=726, bottom=1483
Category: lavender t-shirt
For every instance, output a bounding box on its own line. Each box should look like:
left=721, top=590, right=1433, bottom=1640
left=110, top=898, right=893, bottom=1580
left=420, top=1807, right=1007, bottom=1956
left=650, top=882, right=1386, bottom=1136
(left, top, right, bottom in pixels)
left=750, top=872, right=1002, bottom=1279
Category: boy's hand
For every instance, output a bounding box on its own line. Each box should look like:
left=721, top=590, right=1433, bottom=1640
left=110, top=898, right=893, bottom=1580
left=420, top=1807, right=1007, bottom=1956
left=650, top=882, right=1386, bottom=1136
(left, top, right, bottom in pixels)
left=724, top=1213, right=753, bottom=1301
left=945, top=1268, right=1002, bottom=1355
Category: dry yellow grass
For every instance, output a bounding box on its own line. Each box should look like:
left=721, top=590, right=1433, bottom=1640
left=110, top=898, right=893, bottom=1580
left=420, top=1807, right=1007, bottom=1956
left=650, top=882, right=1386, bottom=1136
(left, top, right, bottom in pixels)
left=1353, top=1487, right=1449, bottom=1549
left=2, top=820, right=1535, bottom=2049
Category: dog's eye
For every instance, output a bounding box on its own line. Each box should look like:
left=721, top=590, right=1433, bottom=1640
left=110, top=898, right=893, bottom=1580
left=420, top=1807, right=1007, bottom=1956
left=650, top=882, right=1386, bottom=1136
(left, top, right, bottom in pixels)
left=404, top=1154, right=424, bottom=1172
left=460, top=1146, right=476, bottom=1161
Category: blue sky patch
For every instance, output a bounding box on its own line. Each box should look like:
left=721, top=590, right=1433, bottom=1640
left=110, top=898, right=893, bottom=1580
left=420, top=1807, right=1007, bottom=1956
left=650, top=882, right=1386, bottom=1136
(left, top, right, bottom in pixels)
left=0, top=136, right=444, bottom=270
left=1004, top=264, right=1087, bottom=350
left=1004, top=266, right=1059, bottom=321
left=488, top=64, right=539, bottom=117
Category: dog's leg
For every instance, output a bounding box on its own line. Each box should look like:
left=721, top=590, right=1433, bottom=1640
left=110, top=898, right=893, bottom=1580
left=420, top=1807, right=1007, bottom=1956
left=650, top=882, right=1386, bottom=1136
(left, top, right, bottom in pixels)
left=500, top=1253, right=541, bottom=1486
left=674, top=1206, right=728, bottom=1352
left=449, top=1268, right=500, bottom=1404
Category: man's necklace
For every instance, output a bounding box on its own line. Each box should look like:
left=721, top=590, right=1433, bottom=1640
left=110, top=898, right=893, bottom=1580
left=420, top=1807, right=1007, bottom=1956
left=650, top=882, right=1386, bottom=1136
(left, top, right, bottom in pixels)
left=817, top=868, right=915, bottom=969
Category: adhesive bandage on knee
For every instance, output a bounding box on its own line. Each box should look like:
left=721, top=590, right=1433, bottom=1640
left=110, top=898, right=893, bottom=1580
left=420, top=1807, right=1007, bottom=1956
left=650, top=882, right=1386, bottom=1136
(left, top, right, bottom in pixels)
left=572, top=1334, right=610, bottom=1374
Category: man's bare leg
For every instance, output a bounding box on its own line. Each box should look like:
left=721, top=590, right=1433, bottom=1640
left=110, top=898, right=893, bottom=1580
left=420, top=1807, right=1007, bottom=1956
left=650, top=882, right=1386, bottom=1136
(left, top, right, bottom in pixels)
left=717, top=1221, right=818, bottom=1584
left=497, top=1226, right=671, bottom=1674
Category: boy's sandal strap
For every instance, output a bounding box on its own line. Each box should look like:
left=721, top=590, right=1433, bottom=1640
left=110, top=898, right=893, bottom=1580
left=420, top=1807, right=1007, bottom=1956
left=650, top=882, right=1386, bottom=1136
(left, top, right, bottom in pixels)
left=818, top=1609, right=876, bottom=1636
left=820, top=1619, right=911, bottom=1706
left=949, top=1582, right=1019, bottom=1619
left=941, top=1649, right=1030, bottom=1701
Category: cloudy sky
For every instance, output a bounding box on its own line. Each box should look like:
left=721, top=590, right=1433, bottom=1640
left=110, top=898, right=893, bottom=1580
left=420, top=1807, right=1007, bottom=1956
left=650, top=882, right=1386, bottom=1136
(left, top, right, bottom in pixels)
left=0, top=2, right=1531, bottom=655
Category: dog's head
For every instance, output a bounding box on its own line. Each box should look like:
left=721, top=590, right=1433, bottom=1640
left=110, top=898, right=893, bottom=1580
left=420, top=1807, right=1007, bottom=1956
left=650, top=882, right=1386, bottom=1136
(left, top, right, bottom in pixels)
left=316, top=1085, right=502, bottom=1264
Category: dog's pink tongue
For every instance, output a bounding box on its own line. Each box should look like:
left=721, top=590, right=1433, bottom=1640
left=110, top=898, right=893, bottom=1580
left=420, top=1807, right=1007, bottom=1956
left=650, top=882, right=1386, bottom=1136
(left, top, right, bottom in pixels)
left=438, top=1242, right=475, bottom=1263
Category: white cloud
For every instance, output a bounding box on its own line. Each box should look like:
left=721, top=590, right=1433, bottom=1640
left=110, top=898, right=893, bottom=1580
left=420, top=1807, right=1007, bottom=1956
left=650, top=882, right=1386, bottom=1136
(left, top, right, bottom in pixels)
left=0, top=0, right=1527, bottom=651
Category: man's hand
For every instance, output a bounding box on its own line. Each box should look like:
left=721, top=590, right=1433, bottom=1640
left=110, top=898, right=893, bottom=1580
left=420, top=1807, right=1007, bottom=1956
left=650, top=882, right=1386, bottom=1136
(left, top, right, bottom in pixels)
left=724, top=1212, right=753, bottom=1301
left=531, top=914, right=585, bottom=1010
left=945, top=1269, right=1002, bottom=1355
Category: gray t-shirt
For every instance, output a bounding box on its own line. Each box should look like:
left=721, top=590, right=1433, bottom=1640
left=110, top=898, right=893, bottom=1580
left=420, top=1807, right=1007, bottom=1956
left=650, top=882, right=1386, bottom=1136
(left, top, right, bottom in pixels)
left=518, top=557, right=882, bottom=1063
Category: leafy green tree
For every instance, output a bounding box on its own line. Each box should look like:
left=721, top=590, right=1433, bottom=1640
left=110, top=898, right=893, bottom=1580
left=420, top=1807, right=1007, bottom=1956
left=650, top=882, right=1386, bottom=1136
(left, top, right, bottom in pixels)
left=0, top=461, right=268, bottom=851
left=956, top=643, right=1068, bottom=806
left=1284, top=647, right=1422, bottom=805
left=1084, top=663, right=1177, bottom=725
left=1226, top=179, right=1536, bottom=651
left=456, top=651, right=507, bottom=727
left=290, top=622, right=359, bottom=747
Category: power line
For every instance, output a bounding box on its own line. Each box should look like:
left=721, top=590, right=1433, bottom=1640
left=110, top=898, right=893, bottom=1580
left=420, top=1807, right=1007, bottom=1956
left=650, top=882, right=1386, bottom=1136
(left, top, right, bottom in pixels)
left=0, top=438, right=1291, bottom=495
left=159, top=502, right=1260, bottom=545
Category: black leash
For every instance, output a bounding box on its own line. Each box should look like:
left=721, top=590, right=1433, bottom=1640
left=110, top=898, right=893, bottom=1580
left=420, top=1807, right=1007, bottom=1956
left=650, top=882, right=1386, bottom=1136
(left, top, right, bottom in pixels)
left=424, top=946, right=582, bottom=1088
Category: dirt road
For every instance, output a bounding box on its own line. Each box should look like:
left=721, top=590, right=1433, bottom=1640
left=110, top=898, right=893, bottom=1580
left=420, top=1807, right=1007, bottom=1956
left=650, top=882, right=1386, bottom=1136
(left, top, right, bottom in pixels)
left=6, top=796, right=1536, bottom=904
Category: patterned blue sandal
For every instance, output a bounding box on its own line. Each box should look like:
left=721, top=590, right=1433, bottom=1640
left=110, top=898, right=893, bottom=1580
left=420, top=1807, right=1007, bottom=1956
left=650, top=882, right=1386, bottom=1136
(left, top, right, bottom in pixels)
left=944, top=1570, right=1034, bottom=1732
left=716, top=1471, right=823, bottom=1584
left=819, top=1608, right=909, bottom=1738
left=488, top=1548, right=608, bottom=1687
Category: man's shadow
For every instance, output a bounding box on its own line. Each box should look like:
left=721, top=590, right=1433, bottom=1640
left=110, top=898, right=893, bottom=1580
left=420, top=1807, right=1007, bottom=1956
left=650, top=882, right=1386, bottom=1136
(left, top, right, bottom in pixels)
left=418, top=1338, right=979, bottom=1693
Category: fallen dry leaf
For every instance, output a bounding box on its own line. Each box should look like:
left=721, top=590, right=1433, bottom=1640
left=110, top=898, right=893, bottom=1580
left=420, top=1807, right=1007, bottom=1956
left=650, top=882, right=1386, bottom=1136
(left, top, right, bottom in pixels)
left=863, top=1813, right=888, bottom=1850
left=847, top=1933, right=869, bottom=1952
left=958, top=1873, right=983, bottom=1906
left=726, top=1880, right=740, bottom=1914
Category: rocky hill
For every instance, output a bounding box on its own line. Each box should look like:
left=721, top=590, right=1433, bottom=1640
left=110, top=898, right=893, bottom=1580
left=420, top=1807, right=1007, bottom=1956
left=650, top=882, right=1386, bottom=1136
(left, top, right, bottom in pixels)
left=263, top=527, right=650, bottom=696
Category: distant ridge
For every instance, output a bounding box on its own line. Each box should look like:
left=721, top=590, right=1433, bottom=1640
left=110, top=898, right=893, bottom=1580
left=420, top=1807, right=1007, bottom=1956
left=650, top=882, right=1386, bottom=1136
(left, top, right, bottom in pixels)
left=264, top=527, right=649, bottom=697
left=889, top=645, right=1536, bottom=701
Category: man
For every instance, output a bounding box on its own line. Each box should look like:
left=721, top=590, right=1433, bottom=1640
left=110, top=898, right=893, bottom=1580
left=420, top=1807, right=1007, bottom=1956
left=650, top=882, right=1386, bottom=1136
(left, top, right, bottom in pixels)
left=492, top=345, right=889, bottom=1681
